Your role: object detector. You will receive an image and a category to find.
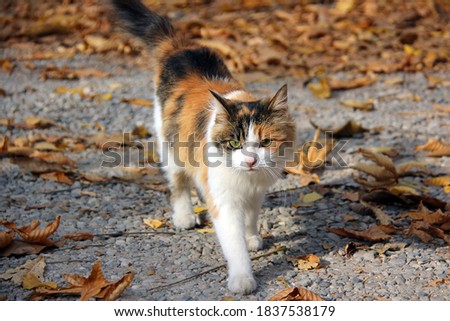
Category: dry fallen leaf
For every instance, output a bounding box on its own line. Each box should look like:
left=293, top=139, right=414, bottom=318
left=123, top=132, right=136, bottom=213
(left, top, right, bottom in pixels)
left=1, top=216, right=61, bottom=246
left=30, top=151, right=76, bottom=167
left=41, top=65, right=110, bottom=80
left=121, top=98, right=153, bottom=107
left=62, top=232, right=94, bottom=242
left=405, top=221, right=450, bottom=244
left=143, top=218, right=165, bottom=229
left=40, top=172, right=73, bottom=185
left=329, top=225, right=400, bottom=242
left=268, top=287, right=324, bottom=301
left=352, top=148, right=398, bottom=188
left=359, top=200, right=393, bottom=225
left=424, top=176, right=450, bottom=187
left=291, top=254, right=322, bottom=270
left=310, top=119, right=369, bottom=138
left=24, top=116, right=58, bottom=129
left=0, top=230, right=14, bottom=249
left=339, top=98, right=375, bottom=111
left=0, top=256, right=46, bottom=286
left=307, top=78, right=331, bottom=99
left=416, top=139, right=450, bottom=157
left=34, top=260, right=134, bottom=301
left=22, top=273, right=58, bottom=290
left=302, top=192, right=323, bottom=203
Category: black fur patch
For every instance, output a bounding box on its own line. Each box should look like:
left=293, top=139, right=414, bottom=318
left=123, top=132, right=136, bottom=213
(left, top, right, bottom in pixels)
left=195, top=110, right=210, bottom=139
left=157, top=47, right=232, bottom=106
left=111, top=0, right=174, bottom=49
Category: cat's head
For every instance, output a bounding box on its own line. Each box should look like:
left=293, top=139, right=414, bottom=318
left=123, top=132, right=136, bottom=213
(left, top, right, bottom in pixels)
left=207, top=85, right=296, bottom=176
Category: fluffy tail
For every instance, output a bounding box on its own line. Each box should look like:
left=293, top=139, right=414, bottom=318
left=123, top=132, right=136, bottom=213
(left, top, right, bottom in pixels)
left=110, top=0, right=177, bottom=50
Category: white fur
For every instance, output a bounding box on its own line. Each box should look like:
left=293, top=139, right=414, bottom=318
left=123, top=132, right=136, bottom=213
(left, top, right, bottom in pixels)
left=204, top=117, right=282, bottom=294
left=162, top=91, right=288, bottom=294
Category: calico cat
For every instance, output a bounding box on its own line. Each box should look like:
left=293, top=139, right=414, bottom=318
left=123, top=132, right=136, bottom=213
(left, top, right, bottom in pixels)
left=111, top=0, right=296, bottom=294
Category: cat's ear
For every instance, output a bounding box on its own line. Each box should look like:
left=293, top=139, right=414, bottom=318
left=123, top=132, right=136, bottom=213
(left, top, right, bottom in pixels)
left=268, top=84, right=288, bottom=111
left=209, top=90, right=231, bottom=114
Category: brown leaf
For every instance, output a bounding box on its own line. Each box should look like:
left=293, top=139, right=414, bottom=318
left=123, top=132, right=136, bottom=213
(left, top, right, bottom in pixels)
left=11, top=158, right=66, bottom=174
left=291, top=254, right=322, bottom=270
left=401, top=203, right=450, bottom=226
left=352, top=163, right=395, bottom=182
left=424, top=176, right=450, bottom=187
left=121, top=98, right=153, bottom=107
left=62, top=232, right=94, bottom=242
left=310, top=119, right=369, bottom=138
left=80, top=261, right=111, bottom=301
left=40, top=172, right=73, bottom=185
left=329, top=75, right=376, bottom=90
left=30, top=151, right=76, bottom=167
left=405, top=221, right=450, bottom=244
left=343, top=191, right=359, bottom=202
left=84, top=35, right=117, bottom=52
left=0, top=256, right=46, bottom=285
left=358, top=148, right=397, bottom=174
left=0, top=58, right=15, bottom=74
left=0, top=230, right=14, bottom=249
left=339, top=98, right=375, bottom=111
left=37, top=261, right=133, bottom=301
left=3, top=216, right=61, bottom=246
left=0, top=240, right=48, bottom=257
left=432, top=105, right=450, bottom=113
left=41, top=65, right=110, bottom=80
left=22, top=273, right=58, bottom=290
left=359, top=200, right=393, bottom=225
left=329, top=225, right=400, bottom=242
left=396, top=161, right=430, bottom=176
left=268, top=287, right=324, bottom=301
left=80, top=172, right=109, bottom=183
left=101, top=272, right=135, bottom=301
left=307, top=78, right=331, bottom=99
left=416, top=139, right=450, bottom=157
left=24, top=116, right=57, bottom=129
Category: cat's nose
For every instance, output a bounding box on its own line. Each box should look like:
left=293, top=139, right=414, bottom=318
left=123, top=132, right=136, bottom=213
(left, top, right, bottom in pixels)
left=244, top=157, right=257, bottom=168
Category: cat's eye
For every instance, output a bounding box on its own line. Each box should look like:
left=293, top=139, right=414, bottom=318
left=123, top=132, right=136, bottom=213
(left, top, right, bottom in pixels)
left=260, top=139, right=272, bottom=147
left=228, top=140, right=241, bottom=149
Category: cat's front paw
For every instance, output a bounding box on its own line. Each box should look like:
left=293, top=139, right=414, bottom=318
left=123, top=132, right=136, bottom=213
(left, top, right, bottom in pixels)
left=228, top=274, right=257, bottom=295
left=246, top=235, right=263, bottom=251
left=172, top=211, right=197, bottom=229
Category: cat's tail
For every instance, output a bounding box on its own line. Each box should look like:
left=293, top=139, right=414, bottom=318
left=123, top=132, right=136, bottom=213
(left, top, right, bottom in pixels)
left=110, top=0, right=185, bottom=51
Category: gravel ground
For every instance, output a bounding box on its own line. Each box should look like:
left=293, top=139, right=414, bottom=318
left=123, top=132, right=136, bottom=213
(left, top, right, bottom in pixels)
left=0, top=49, right=449, bottom=301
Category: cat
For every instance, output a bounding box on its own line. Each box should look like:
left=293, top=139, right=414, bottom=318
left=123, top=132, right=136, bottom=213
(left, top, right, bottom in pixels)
left=111, top=0, right=296, bottom=294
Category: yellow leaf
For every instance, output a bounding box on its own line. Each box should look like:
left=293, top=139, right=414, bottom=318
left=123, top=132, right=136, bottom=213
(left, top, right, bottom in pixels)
left=307, top=78, right=331, bottom=99
left=335, top=0, right=355, bottom=14
left=143, top=219, right=164, bottom=229
left=121, top=98, right=153, bottom=107
left=424, top=176, right=450, bottom=187
left=302, top=192, right=323, bottom=203
left=404, top=45, right=422, bottom=56
left=196, top=228, right=215, bottom=234
left=294, top=254, right=322, bottom=270
left=389, top=185, right=419, bottom=196
left=194, top=207, right=208, bottom=214
left=384, top=76, right=404, bottom=86
left=22, top=273, right=58, bottom=290
left=339, top=98, right=375, bottom=111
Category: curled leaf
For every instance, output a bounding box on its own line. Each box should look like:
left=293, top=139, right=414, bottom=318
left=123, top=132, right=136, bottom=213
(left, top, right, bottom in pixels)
left=268, top=287, right=324, bottom=301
